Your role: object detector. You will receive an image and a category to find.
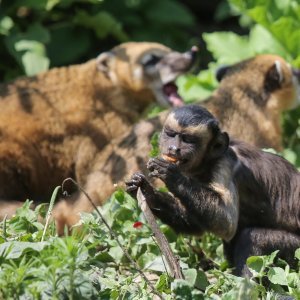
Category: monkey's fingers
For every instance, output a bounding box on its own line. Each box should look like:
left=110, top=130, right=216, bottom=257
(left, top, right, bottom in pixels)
left=125, top=173, right=145, bottom=184
left=126, top=185, right=139, bottom=193
left=147, top=158, right=169, bottom=171
left=125, top=178, right=141, bottom=187
left=132, top=172, right=146, bottom=180
left=149, top=170, right=160, bottom=178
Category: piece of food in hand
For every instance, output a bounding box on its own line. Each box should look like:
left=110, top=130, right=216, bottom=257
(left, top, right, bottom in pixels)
left=162, top=154, right=178, bottom=163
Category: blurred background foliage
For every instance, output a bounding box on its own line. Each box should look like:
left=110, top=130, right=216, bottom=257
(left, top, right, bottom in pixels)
left=0, top=2, right=299, bottom=297
left=0, top=0, right=299, bottom=164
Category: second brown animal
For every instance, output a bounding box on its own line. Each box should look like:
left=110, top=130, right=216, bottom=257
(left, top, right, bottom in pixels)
left=0, top=42, right=197, bottom=222
left=53, top=54, right=300, bottom=233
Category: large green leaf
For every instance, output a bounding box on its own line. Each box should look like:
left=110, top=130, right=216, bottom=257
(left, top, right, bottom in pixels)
left=203, top=32, right=254, bottom=64
left=16, top=40, right=50, bottom=75
left=267, top=267, right=288, bottom=286
left=249, top=24, right=291, bottom=59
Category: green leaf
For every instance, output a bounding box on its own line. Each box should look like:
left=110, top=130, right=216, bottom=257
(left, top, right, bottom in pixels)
left=142, top=255, right=166, bottom=271
left=95, top=251, right=115, bottom=263
left=177, top=71, right=216, bottom=103
left=171, top=279, right=193, bottom=299
left=0, top=16, right=14, bottom=36
left=155, top=273, right=170, bottom=292
left=249, top=24, right=290, bottom=59
left=16, top=41, right=50, bottom=76
left=221, top=278, right=259, bottom=300
left=246, top=256, right=264, bottom=275
left=287, top=272, right=299, bottom=288
left=0, top=241, right=49, bottom=259
left=46, top=0, right=61, bottom=10
left=183, top=268, right=209, bottom=291
left=265, top=250, right=279, bottom=265
left=203, top=32, right=254, bottom=64
left=5, top=23, right=50, bottom=75
left=267, top=267, right=288, bottom=286
left=108, top=245, right=124, bottom=263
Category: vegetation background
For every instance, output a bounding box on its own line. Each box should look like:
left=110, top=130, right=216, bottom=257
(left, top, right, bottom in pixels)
left=0, top=0, right=299, bottom=299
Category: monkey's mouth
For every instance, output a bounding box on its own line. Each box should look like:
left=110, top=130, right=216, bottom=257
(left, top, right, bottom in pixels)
left=162, top=82, right=184, bottom=107
left=162, top=154, right=188, bottom=164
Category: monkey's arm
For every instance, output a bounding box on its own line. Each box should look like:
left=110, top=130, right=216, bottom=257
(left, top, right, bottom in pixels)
left=126, top=173, right=196, bottom=233
left=145, top=158, right=239, bottom=241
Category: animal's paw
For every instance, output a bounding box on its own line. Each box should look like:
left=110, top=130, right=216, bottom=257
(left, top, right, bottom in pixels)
left=147, top=157, right=178, bottom=181
left=125, top=172, right=147, bottom=195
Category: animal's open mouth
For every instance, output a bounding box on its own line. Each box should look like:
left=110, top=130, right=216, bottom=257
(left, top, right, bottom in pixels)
left=163, top=82, right=184, bottom=107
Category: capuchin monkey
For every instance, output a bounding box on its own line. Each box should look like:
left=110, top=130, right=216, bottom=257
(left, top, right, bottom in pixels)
left=126, top=105, right=300, bottom=277
left=52, top=54, right=300, bottom=235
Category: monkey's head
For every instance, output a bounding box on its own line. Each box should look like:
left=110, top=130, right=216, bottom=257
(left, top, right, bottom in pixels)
left=96, top=42, right=198, bottom=108
left=160, top=105, right=229, bottom=173
left=216, top=54, right=300, bottom=112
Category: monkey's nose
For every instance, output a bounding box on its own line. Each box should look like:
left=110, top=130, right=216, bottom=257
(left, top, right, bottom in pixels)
left=168, top=145, right=180, bottom=155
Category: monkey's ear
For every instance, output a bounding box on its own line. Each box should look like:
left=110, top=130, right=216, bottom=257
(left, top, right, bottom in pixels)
left=215, top=65, right=230, bottom=82
left=265, top=60, right=284, bottom=91
left=209, top=131, right=229, bottom=159
left=96, top=52, right=115, bottom=73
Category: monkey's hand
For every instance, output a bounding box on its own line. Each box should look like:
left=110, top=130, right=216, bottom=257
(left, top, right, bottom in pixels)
left=147, top=157, right=181, bottom=184
left=125, top=172, right=156, bottom=199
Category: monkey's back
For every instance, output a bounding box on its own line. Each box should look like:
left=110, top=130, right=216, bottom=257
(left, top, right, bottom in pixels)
left=230, top=140, right=300, bottom=234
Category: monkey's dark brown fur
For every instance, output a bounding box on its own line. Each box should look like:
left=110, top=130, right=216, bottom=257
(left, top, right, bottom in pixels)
left=53, top=54, right=300, bottom=233
left=126, top=105, right=300, bottom=277
left=0, top=42, right=196, bottom=224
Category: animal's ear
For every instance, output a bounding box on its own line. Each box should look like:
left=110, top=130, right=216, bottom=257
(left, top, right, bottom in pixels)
left=215, top=65, right=230, bottom=82
left=96, top=52, right=114, bottom=73
left=265, top=60, right=284, bottom=91
left=209, top=131, right=229, bottom=159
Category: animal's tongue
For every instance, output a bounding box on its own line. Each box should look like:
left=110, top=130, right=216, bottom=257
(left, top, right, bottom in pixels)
left=163, top=83, right=184, bottom=107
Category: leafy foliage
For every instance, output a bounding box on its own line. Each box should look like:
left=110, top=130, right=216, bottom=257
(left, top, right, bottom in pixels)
left=178, top=0, right=300, bottom=167
left=0, top=190, right=299, bottom=299
left=0, top=0, right=300, bottom=298
left=0, top=0, right=195, bottom=81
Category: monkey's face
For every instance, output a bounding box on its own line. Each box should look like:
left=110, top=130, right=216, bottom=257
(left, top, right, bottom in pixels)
left=96, top=42, right=198, bottom=108
left=216, top=54, right=300, bottom=112
left=159, top=111, right=214, bottom=173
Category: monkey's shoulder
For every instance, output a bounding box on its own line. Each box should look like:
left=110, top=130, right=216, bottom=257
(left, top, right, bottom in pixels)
left=230, top=140, right=299, bottom=174
left=229, top=139, right=300, bottom=207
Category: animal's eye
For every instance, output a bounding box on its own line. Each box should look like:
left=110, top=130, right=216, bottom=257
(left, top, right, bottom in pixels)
left=141, top=54, right=162, bottom=66
left=182, top=135, right=197, bottom=144
left=165, top=130, right=176, bottom=138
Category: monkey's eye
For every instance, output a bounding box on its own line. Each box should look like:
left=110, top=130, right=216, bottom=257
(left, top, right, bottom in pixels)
left=141, top=54, right=162, bottom=66
left=165, top=130, right=176, bottom=138
left=182, top=135, right=197, bottom=144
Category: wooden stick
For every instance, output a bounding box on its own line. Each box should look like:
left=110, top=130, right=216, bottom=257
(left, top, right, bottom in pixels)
left=137, top=188, right=184, bottom=279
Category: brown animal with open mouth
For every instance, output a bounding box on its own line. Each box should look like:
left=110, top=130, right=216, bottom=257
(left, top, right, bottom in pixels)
left=0, top=42, right=197, bottom=220
left=52, top=54, right=300, bottom=234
